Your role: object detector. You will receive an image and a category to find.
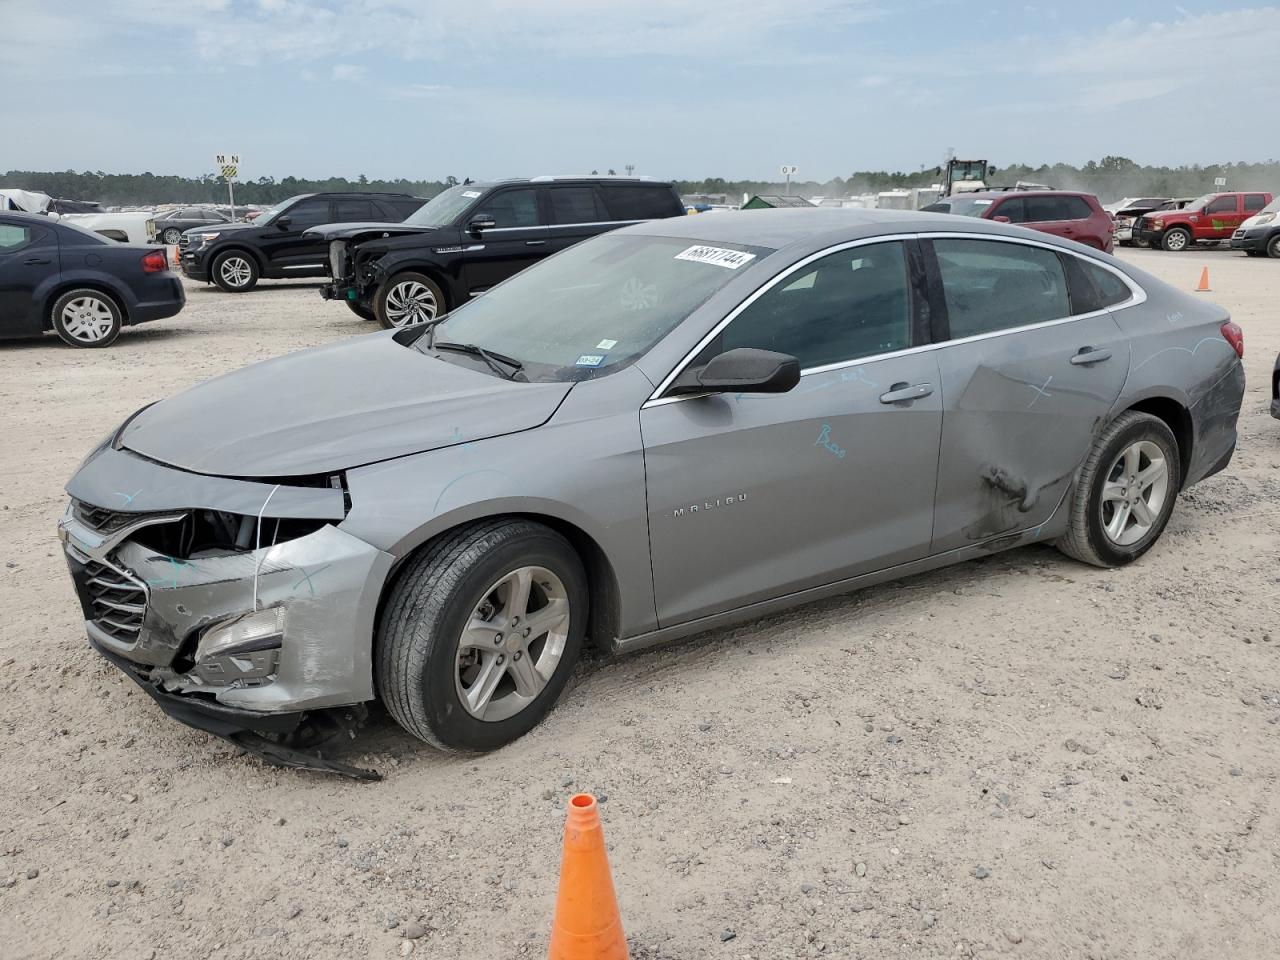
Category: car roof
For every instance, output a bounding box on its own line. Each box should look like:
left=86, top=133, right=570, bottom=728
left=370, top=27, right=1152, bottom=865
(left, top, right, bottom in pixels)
left=623, top=206, right=1113, bottom=259
left=957, top=190, right=1094, bottom=199
left=0, top=210, right=53, bottom=224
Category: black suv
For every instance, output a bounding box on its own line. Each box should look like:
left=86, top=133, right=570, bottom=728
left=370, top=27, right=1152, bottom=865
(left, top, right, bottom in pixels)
left=179, top=192, right=426, bottom=292
left=307, top=177, right=685, bottom=327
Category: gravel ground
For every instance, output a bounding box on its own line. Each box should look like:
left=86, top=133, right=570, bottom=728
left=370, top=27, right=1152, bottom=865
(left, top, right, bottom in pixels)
left=2, top=247, right=1278, bottom=960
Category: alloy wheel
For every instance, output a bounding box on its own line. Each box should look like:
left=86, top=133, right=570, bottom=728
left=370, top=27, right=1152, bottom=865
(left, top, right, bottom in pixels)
left=1099, top=440, right=1169, bottom=546
left=218, top=256, right=253, bottom=288
left=59, top=296, right=116, bottom=344
left=162, top=228, right=181, bottom=244
left=1164, top=231, right=1188, bottom=251
left=384, top=280, right=438, bottom=327
left=454, top=565, right=570, bottom=722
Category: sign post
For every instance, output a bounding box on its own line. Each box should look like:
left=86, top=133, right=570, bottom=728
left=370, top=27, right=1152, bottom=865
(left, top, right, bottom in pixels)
left=1213, top=176, right=1227, bottom=189
left=780, top=164, right=798, bottom=196
left=215, top=153, right=241, bottom=220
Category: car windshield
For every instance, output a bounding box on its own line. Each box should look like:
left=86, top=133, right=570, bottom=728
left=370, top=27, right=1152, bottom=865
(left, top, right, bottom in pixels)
left=924, top=197, right=996, bottom=217
left=404, top=184, right=489, bottom=227
left=416, top=233, right=772, bottom=382
left=1186, top=193, right=1217, bottom=213
left=1256, top=198, right=1280, bottom=215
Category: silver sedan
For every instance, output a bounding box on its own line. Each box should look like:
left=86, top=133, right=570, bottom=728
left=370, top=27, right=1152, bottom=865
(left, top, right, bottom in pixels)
left=60, top=208, right=1245, bottom=769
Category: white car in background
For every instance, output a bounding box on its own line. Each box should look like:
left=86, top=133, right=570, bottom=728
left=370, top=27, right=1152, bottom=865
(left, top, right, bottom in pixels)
left=0, top=188, right=156, bottom=245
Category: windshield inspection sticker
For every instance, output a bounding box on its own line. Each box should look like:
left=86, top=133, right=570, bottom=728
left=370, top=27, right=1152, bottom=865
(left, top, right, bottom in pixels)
left=596, top=339, right=618, bottom=350
left=675, top=245, right=756, bottom=269
left=576, top=354, right=607, bottom=367
left=462, top=190, right=482, bottom=198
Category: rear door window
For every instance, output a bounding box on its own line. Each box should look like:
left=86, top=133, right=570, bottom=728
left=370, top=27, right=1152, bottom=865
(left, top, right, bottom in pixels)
left=1244, top=194, right=1268, bottom=213
left=600, top=185, right=679, bottom=221
left=474, top=188, right=541, bottom=227
left=0, top=224, right=38, bottom=253
left=931, top=238, right=1070, bottom=338
left=548, top=187, right=607, bottom=225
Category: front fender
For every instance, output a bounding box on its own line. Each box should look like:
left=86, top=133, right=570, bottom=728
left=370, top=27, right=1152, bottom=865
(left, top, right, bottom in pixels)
left=340, top=369, right=659, bottom=637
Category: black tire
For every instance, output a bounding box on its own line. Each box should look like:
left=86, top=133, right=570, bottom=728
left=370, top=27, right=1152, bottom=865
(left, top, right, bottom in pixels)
left=1268, top=235, right=1280, bottom=259
left=345, top=299, right=377, bottom=321
left=211, top=250, right=260, bottom=292
left=51, top=288, right=123, bottom=348
left=1056, top=411, right=1181, bottom=568
left=161, top=227, right=182, bottom=245
left=1161, top=227, right=1192, bottom=252
left=376, top=519, right=588, bottom=751
left=374, top=271, right=445, bottom=330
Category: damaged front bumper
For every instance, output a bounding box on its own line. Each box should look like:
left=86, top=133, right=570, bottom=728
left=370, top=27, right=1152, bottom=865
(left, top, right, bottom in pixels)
left=58, top=446, right=395, bottom=769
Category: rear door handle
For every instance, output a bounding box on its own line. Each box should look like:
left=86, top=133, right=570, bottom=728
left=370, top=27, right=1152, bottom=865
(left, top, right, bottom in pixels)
left=23, top=257, right=52, bottom=265
left=879, top=382, right=934, bottom=404
left=525, top=240, right=546, bottom=246
left=1070, top=347, right=1112, bottom=365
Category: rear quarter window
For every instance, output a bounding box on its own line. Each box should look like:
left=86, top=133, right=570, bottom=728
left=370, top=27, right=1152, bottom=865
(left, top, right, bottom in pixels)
left=600, top=185, right=681, bottom=221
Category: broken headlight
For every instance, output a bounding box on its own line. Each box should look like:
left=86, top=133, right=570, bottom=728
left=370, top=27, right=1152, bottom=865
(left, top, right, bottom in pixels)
left=196, top=606, right=286, bottom=662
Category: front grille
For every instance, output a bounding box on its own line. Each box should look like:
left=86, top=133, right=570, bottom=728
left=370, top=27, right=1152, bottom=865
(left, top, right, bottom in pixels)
left=84, top=559, right=147, bottom=643
left=178, top=233, right=192, bottom=250
left=73, top=499, right=168, bottom=535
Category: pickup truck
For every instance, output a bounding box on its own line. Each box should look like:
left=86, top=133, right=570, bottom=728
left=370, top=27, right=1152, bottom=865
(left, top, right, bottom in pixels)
left=1132, top=191, right=1272, bottom=251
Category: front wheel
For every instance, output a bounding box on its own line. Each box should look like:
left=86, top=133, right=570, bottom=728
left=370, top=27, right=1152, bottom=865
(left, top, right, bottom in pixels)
left=51, top=288, right=123, bottom=347
left=1268, top=235, right=1280, bottom=259
left=345, top=299, right=377, bottom=321
left=1161, top=228, right=1192, bottom=252
left=1057, top=411, right=1181, bottom=568
left=161, top=227, right=182, bottom=245
left=374, top=272, right=444, bottom=330
left=211, top=251, right=259, bottom=292
left=376, top=520, right=588, bottom=751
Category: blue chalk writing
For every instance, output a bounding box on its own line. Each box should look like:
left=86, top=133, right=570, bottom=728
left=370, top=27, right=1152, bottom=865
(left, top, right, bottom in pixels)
left=815, top=423, right=846, bottom=459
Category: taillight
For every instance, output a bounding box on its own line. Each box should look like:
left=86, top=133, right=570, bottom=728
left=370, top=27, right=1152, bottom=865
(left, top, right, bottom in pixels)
left=141, top=249, right=167, bottom=273
left=1221, top=321, right=1244, bottom=359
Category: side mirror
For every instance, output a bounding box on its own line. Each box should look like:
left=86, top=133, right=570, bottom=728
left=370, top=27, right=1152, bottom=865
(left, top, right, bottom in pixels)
left=670, top=348, right=800, bottom=396
left=992, top=215, right=1012, bottom=224
left=275, top=216, right=292, bottom=230
left=468, top=215, right=497, bottom=234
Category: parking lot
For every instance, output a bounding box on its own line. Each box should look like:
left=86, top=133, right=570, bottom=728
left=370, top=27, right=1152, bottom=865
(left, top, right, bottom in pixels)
left=2, top=245, right=1278, bottom=959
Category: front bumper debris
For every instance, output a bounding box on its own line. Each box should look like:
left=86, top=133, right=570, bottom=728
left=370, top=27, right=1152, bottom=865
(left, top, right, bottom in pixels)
left=91, top=637, right=380, bottom=779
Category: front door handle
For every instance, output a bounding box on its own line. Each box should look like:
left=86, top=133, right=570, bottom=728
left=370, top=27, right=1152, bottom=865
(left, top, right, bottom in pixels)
left=1070, top=347, right=1112, bottom=365
left=525, top=240, right=546, bottom=246
left=23, top=257, right=52, bottom=265
left=879, top=382, right=934, bottom=404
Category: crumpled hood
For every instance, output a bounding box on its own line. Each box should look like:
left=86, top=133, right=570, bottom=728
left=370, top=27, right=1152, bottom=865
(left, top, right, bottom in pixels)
left=303, top=221, right=436, bottom=242
left=119, top=333, right=573, bottom=477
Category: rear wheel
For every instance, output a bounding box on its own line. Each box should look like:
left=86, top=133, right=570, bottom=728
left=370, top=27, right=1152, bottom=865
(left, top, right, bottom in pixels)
left=161, top=227, right=182, bottom=245
left=1057, top=411, right=1180, bottom=568
left=376, top=519, right=587, bottom=751
left=212, top=251, right=259, bottom=292
left=374, top=272, right=444, bottom=330
left=51, top=289, right=123, bottom=347
left=1161, top=228, right=1192, bottom=252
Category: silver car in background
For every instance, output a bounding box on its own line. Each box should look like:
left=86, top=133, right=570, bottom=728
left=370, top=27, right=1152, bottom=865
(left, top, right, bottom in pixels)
left=59, top=209, right=1245, bottom=770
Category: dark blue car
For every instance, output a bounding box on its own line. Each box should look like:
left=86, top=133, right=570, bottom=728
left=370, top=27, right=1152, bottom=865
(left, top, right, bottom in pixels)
left=0, top=211, right=185, bottom=347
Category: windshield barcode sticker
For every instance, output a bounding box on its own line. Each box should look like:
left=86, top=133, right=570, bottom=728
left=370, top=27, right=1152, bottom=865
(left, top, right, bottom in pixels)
left=675, top=245, right=756, bottom=269
left=462, top=190, right=481, bottom=198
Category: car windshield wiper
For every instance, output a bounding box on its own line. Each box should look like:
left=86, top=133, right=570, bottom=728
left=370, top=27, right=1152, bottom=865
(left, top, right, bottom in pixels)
left=432, top=341, right=526, bottom=381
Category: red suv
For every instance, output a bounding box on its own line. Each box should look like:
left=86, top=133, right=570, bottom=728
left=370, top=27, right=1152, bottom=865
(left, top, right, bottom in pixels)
left=924, top=191, right=1114, bottom=253
left=1132, top=191, right=1273, bottom=251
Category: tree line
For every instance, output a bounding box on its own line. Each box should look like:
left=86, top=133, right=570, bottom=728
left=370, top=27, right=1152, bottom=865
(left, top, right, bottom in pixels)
left=3, top=157, right=1278, bottom=206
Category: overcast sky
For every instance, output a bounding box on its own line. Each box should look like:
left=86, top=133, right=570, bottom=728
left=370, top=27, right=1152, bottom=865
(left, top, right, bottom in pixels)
left=3, top=1, right=1277, bottom=182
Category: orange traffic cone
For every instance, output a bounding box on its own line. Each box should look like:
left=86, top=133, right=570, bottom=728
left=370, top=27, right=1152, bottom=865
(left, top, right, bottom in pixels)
left=548, top=795, right=628, bottom=960
left=1195, top=267, right=1211, bottom=292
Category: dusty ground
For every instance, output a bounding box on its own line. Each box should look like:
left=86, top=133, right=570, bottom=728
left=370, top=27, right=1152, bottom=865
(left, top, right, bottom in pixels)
left=2, top=247, right=1278, bottom=960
